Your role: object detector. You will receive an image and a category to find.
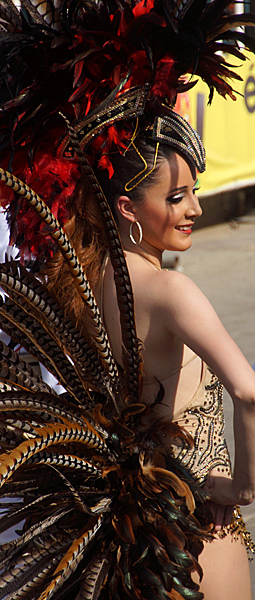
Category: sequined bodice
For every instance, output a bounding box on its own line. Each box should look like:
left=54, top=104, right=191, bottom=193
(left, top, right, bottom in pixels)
left=171, top=363, right=231, bottom=485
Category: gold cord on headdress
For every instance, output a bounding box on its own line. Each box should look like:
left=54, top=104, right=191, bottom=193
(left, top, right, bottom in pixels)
left=124, top=141, right=160, bottom=192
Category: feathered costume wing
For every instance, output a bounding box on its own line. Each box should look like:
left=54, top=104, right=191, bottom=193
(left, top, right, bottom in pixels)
left=0, top=1, right=254, bottom=599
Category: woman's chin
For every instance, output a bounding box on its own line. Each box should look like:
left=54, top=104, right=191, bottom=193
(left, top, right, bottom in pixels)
left=164, top=238, right=192, bottom=253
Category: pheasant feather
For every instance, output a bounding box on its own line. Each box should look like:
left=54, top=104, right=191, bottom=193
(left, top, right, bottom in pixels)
left=0, top=420, right=110, bottom=487
left=0, top=297, right=91, bottom=402
left=62, top=119, right=142, bottom=403
left=37, top=514, right=105, bottom=600
left=0, top=168, right=119, bottom=391
left=0, top=338, right=51, bottom=393
left=77, top=550, right=112, bottom=600
left=0, top=261, right=116, bottom=401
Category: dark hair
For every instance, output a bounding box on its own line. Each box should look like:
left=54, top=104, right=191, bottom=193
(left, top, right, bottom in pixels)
left=95, top=136, right=175, bottom=218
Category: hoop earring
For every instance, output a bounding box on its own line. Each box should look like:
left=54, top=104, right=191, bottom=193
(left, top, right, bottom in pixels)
left=130, top=221, right=143, bottom=245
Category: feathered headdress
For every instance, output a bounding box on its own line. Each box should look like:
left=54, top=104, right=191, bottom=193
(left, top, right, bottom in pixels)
left=0, top=0, right=254, bottom=264
left=0, top=2, right=254, bottom=600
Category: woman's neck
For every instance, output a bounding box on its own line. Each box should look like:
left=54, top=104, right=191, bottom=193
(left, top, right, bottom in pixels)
left=121, top=230, right=163, bottom=271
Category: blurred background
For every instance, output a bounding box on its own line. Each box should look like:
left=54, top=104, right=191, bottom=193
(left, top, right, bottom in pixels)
left=174, top=1, right=255, bottom=232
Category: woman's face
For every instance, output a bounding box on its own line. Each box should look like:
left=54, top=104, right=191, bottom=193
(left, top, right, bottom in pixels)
left=131, top=152, right=202, bottom=253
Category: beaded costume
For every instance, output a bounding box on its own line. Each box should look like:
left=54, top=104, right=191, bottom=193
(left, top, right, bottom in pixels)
left=0, top=1, right=254, bottom=600
left=172, top=363, right=230, bottom=484
left=171, top=362, right=255, bottom=557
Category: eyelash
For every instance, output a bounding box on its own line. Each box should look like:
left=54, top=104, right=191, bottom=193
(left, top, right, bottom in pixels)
left=167, top=186, right=200, bottom=204
left=167, top=194, right=184, bottom=204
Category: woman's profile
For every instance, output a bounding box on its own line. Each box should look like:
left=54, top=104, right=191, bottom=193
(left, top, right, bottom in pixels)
left=0, top=2, right=254, bottom=600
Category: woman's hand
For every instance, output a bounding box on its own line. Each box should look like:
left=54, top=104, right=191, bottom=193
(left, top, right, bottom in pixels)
left=204, top=466, right=255, bottom=532
left=203, top=469, right=235, bottom=531
left=204, top=470, right=235, bottom=505
left=207, top=501, right=234, bottom=532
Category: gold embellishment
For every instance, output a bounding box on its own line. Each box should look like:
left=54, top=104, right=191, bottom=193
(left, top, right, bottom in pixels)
left=171, top=370, right=229, bottom=484
left=218, top=506, right=255, bottom=560
left=124, top=141, right=159, bottom=192
left=57, top=85, right=150, bottom=158
left=152, top=112, right=206, bottom=173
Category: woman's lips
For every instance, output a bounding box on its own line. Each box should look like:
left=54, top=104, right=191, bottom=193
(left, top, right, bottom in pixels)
left=175, top=225, right=193, bottom=234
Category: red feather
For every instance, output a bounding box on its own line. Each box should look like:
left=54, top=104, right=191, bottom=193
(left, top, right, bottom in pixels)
left=133, top=0, right=155, bottom=18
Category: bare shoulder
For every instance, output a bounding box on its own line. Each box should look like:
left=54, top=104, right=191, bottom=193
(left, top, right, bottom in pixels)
left=126, top=255, right=211, bottom=320
left=150, top=269, right=205, bottom=306
left=147, top=269, right=218, bottom=334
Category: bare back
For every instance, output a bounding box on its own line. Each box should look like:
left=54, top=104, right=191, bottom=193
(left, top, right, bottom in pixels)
left=101, top=250, right=202, bottom=418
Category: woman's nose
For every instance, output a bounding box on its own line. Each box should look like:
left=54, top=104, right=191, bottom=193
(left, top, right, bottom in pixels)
left=187, top=193, right=203, bottom=218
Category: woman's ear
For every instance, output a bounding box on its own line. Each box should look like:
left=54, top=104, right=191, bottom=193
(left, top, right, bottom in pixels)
left=117, top=195, right=137, bottom=223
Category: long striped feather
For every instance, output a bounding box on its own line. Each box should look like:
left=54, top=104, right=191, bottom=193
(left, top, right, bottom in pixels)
left=37, top=513, right=104, bottom=600
left=24, top=0, right=64, bottom=32
left=0, top=554, right=60, bottom=600
left=0, top=168, right=119, bottom=390
left=26, top=451, right=102, bottom=476
left=0, top=339, right=51, bottom=394
left=0, top=508, right=71, bottom=569
left=1, top=271, right=116, bottom=401
left=0, top=419, right=111, bottom=487
left=76, top=550, right=111, bottom=600
left=0, top=260, right=94, bottom=361
left=0, top=391, right=93, bottom=427
left=0, top=492, right=70, bottom=534
left=0, top=392, right=110, bottom=452
left=0, top=531, right=76, bottom=600
left=62, top=119, right=142, bottom=405
left=0, top=297, right=91, bottom=402
left=0, top=559, right=60, bottom=600
left=0, top=261, right=118, bottom=401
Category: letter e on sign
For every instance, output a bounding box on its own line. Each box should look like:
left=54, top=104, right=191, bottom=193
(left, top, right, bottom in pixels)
left=245, top=76, right=255, bottom=113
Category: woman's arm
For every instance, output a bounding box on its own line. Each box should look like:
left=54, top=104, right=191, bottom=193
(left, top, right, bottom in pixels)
left=156, top=270, right=255, bottom=507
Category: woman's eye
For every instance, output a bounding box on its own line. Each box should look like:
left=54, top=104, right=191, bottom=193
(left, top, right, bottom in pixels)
left=193, top=186, right=200, bottom=194
left=167, top=194, right=184, bottom=204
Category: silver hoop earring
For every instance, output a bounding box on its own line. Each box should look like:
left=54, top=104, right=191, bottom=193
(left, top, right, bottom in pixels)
left=130, top=221, right=143, bottom=245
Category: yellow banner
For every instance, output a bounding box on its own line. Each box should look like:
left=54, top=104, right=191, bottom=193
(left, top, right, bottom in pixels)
left=176, top=51, right=255, bottom=196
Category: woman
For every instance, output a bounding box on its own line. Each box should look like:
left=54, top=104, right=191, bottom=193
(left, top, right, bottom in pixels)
left=0, top=1, right=255, bottom=599
left=93, top=138, right=255, bottom=599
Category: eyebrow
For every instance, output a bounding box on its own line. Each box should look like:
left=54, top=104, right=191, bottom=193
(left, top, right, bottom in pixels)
left=168, top=179, right=198, bottom=195
left=168, top=185, right=187, bottom=195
